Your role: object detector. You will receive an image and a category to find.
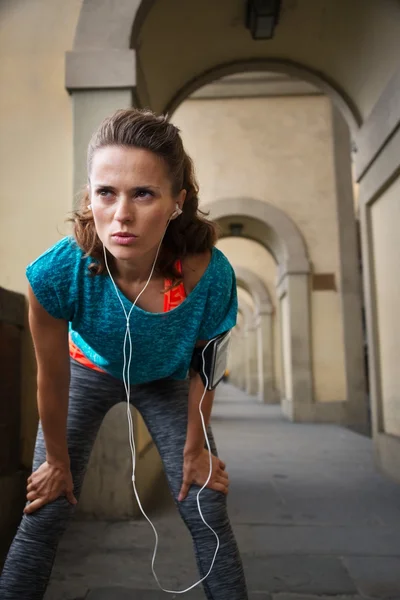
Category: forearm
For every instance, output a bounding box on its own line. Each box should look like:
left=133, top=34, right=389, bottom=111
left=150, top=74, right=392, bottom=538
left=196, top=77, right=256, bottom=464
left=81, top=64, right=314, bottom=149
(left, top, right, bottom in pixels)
left=184, top=373, right=215, bottom=455
left=37, top=376, right=70, bottom=466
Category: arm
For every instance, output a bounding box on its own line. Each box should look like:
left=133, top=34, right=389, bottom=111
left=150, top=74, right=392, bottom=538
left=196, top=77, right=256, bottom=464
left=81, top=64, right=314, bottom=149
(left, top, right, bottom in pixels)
left=178, top=251, right=233, bottom=501
left=25, top=284, right=76, bottom=513
left=28, top=283, right=70, bottom=465
left=178, top=345, right=228, bottom=502
left=184, top=368, right=215, bottom=457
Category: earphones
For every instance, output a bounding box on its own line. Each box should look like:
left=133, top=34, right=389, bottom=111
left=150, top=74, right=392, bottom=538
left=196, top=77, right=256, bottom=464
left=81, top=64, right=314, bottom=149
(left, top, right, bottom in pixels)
left=170, top=203, right=183, bottom=219
left=102, top=211, right=219, bottom=594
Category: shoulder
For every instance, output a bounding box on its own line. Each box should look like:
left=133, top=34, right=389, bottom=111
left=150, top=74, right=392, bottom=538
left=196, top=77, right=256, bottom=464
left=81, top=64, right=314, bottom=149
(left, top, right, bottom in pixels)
left=26, top=236, right=85, bottom=321
left=181, top=249, right=212, bottom=294
left=182, top=247, right=235, bottom=295
left=195, top=248, right=238, bottom=340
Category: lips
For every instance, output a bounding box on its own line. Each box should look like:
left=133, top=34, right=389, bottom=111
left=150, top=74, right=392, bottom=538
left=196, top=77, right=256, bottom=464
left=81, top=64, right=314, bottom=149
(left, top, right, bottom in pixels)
left=112, top=232, right=138, bottom=245
left=112, top=232, right=136, bottom=237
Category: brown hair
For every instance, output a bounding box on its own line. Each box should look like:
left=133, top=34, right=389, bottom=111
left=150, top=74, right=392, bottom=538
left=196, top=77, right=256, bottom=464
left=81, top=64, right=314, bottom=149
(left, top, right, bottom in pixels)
left=71, top=108, right=218, bottom=281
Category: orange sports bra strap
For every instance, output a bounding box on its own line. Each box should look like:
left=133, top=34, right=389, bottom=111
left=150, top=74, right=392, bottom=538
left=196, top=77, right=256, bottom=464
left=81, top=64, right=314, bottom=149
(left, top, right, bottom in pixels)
left=176, top=259, right=183, bottom=274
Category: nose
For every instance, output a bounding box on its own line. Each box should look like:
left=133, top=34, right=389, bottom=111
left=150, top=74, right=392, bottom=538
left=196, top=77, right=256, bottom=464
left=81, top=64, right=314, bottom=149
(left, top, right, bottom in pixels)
left=114, top=197, right=134, bottom=223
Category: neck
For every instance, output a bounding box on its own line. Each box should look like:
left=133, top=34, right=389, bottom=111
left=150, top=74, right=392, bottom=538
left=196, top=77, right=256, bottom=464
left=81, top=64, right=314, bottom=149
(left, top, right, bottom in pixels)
left=108, top=246, right=162, bottom=285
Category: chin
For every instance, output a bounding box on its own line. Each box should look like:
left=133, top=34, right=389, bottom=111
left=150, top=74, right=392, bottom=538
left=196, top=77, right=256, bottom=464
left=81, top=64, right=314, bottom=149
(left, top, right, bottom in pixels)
left=109, top=246, right=140, bottom=261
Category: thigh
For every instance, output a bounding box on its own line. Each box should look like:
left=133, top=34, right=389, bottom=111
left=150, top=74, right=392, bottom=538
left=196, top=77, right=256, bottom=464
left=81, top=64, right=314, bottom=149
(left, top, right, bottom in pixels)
left=61, top=360, right=124, bottom=494
left=32, top=360, right=122, bottom=494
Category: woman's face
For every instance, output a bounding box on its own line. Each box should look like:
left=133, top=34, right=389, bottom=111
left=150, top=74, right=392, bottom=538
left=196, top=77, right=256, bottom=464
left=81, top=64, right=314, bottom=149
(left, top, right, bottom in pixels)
left=89, top=145, right=184, bottom=266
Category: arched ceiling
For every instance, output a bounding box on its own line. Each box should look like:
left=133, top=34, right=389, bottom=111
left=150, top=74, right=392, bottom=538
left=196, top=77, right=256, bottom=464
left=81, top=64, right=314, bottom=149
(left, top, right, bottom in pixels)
left=73, top=1, right=400, bottom=132
left=136, top=0, right=400, bottom=123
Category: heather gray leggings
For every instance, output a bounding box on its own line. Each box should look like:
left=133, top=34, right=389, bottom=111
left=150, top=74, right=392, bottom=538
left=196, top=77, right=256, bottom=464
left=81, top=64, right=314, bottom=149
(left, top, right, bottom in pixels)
left=0, top=359, right=248, bottom=600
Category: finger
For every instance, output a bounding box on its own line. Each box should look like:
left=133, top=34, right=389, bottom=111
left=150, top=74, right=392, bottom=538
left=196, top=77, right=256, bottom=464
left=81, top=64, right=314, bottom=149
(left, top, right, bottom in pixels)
left=66, top=490, right=78, bottom=505
left=219, top=460, right=226, bottom=470
left=218, top=469, right=229, bottom=481
left=218, top=476, right=229, bottom=488
left=208, top=481, right=228, bottom=495
left=178, top=481, right=191, bottom=502
left=217, top=476, right=229, bottom=489
left=26, top=491, right=38, bottom=501
left=24, top=497, right=47, bottom=515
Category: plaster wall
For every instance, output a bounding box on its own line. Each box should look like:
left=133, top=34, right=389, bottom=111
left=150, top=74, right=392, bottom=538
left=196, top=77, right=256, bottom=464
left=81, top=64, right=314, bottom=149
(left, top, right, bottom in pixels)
left=371, top=177, right=400, bottom=437
left=174, top=96, right=347, bottom=403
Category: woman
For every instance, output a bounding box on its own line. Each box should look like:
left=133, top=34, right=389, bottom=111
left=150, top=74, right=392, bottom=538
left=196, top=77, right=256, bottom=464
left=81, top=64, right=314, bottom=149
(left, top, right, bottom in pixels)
left=0, top=109, right=248, bottom=599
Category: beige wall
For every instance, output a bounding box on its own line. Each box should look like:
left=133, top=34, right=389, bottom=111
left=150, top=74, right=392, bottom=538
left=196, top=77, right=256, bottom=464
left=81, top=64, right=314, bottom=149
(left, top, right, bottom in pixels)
left=371, top=176, right=400, bottom=437
left=0, top=0, right=155, bottom=481
left=0, top=0, right=84, bottom=293
left=0, top=0, right=83, bottom=466
left=173, top=95, right=347, bottom=403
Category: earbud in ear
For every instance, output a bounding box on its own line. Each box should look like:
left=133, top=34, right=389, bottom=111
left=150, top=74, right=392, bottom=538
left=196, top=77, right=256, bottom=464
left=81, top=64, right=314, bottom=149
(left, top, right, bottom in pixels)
left=171, top=203, right=182, bottom=219
left=87, top=204, right=92, bottom=210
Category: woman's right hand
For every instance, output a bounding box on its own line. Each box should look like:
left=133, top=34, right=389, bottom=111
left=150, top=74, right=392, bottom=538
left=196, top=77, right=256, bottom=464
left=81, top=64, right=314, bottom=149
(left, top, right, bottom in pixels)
left=24, top=460, right=77, bottom=515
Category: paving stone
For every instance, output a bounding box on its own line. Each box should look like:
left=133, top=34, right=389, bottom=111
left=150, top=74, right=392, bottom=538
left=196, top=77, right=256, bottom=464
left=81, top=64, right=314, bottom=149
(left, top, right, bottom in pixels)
left=235, top=524, right=400, bottom=556
left=86, top=588, right=272, bottom=599
left=86, top=588, right=204, bottom=599
left=342, top=556, right=400, bottom=598
left=44, top=385, right=400, bottom=600
left=44, top=580, right=89, bottom=600
left=242, top=555, right=357, bottom=595
left=272, top=595, right=367, bottom=600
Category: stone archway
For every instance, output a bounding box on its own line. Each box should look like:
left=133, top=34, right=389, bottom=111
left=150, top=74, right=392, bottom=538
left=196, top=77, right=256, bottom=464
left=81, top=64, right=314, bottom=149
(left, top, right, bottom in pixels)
left=65, top=2, right=367, bottom=430
left=65, top=0, right=367, bottom=430
left=66, top=1, right=365, bottom=198
left=165, top=59, right=360, bottom=133
left=206, top=197, right=312, bottom=422
left=62, top=0, right=379, bottom=516
left=234, top=266, right=276, bottom=404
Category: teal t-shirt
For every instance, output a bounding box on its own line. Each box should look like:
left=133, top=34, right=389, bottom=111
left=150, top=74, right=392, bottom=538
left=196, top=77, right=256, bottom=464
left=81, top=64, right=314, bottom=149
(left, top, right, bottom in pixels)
left=26, top=237, right=237, bottom=384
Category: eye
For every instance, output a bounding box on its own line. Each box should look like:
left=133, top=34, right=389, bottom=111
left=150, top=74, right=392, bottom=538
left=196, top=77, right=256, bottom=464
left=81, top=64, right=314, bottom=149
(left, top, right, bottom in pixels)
left=135, top=188, right=154, bottom=200
left=97, top=188, right=113, bottom=198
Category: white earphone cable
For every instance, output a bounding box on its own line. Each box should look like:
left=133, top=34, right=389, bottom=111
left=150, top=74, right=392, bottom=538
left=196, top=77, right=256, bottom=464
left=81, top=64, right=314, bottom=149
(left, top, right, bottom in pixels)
left=103, top=218, right=219, bottom=594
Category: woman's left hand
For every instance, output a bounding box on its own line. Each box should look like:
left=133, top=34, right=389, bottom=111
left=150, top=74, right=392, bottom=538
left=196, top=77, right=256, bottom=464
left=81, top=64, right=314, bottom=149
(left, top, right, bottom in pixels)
left=178, top=448, right=229, bottom=501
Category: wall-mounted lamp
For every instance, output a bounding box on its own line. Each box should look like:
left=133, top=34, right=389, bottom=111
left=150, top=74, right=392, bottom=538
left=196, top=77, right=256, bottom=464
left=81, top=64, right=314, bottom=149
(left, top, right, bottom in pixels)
left=245, top=0, right=281, bottom=40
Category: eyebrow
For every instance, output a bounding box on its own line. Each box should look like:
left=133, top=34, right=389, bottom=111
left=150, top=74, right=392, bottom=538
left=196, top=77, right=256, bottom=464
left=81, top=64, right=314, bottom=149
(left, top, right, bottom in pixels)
left=93, top=183, right=161, bottom=191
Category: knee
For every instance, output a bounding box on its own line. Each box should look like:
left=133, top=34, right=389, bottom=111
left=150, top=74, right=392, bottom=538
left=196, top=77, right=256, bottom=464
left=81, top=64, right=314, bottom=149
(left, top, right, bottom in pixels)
left=18, top=496, right=75, bottom=544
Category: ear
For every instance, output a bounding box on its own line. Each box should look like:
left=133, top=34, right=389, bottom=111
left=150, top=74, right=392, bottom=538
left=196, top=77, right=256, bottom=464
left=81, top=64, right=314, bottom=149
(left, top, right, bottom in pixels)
left=178, top=188, right=187, bottom=209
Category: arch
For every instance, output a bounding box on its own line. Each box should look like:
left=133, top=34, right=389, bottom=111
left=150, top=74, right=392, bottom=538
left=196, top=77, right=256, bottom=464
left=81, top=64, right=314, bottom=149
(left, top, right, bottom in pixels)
left=207, top=196, right=312, bottom=417
left=166, top=59, right=360, bottom=133
left=205, top=197, right=310, bottom=281
left=238, top=298, right=255, bottom=332
left=234, top=266, right=273, bottom=315
left=235, top=268, right=276, bottom=403
left=71, top=4, right=360, bottom=133
left=237, top=299, right=255, bottom=395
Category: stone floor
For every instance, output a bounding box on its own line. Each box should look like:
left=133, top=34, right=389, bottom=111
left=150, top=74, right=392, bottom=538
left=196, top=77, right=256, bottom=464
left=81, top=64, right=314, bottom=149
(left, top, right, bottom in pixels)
left=44, top=385, right=400, bottom=600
